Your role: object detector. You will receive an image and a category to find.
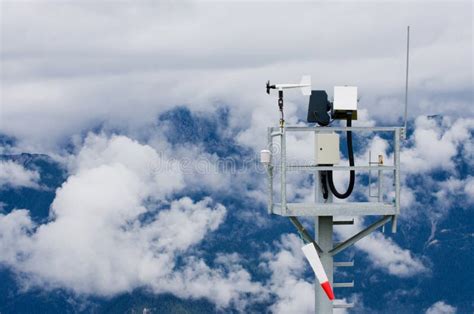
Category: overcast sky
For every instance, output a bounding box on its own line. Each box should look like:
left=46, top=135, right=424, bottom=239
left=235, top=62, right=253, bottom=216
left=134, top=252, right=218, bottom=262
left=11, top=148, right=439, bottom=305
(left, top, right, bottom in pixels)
left=1, top=1, right=472, bottom=152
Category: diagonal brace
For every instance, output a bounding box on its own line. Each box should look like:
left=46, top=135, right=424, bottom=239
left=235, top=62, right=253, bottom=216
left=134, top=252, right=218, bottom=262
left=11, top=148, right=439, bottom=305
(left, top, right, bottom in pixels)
left=329, top=215, right=392, bottom=256
left=289, top=216, right=323, bottom=253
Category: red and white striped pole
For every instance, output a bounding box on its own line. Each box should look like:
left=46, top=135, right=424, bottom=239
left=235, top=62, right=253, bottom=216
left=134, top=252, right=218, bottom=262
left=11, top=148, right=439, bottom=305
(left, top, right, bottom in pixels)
left=302, top=242, right=335, bottom=300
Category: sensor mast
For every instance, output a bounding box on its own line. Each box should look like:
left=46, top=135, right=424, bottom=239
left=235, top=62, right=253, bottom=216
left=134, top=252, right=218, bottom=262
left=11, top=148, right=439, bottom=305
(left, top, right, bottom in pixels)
left=262, top=79, right=403, bottom=313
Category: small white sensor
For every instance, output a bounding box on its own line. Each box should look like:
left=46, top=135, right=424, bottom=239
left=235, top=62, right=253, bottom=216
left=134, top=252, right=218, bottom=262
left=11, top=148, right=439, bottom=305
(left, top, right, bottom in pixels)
left=260, top=150, right=271, bottom=165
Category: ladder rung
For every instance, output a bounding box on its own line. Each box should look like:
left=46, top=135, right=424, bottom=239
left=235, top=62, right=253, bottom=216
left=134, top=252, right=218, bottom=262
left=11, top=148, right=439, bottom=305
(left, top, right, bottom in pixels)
left=333, top=219, right=354, bottom=225
left=334, top=281, right=354, bottom=288
left=334, top=261, right=354, bottom=267
left=333, top=302, right=354, bottom=308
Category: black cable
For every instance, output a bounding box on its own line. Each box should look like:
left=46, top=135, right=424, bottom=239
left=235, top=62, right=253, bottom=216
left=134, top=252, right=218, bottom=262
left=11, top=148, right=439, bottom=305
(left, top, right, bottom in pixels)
left=320, top=170, right=329, bottom=199
left=327, top=113, right=355, bottom=199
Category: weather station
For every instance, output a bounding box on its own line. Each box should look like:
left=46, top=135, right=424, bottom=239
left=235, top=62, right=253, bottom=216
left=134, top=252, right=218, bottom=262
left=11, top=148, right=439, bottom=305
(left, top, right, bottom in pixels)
left=261, top=28, right=411, bottom=314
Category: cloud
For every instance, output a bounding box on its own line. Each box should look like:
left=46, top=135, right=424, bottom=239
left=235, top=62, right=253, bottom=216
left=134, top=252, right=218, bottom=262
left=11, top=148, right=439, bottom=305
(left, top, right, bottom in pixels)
left=144, top=197, right=226, bottom=252
left=354, top=231, right=427, bottom=277
left=401, top=116, right=474, bottom=174
left=69, top=133, right=185, bottom=197
left=158, top=256, right=265, bottom=311
left=0, top=133, right=266, bottom=309
left=0, top=144, right=361, bottom=311
left=425, top=301, right=457, bottom=314
left=0, top=209, right=35, bottom=265
left=464, top=176, right=474, bottom=203
left=335, top=218, right=428, bottom=277
left=0, top=160, right=40, bottom=188
left=261, top=234, right=314, bottom=314
left=387, top=116, right=474, bottom=238
left=1, top=2, right=472, bottom=151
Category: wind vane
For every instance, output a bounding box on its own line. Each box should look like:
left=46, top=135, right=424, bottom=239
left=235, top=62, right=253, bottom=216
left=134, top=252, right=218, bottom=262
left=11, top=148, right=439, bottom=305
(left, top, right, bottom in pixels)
left=266, top=75, right=311, bottom=128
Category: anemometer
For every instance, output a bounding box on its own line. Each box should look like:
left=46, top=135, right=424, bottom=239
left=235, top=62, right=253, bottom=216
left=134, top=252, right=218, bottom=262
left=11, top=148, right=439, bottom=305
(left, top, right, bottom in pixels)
left=266, top=75, right=311, bottom=128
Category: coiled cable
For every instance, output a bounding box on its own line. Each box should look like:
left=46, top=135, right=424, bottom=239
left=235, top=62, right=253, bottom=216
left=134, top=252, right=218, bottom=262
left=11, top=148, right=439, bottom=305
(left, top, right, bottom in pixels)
left=324, top=113, right=355, bottom=199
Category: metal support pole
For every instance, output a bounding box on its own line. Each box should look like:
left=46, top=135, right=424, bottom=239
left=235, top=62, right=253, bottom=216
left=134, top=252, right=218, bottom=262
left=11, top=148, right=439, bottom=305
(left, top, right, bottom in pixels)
left=315, top=215, right=333, bottom=314
left=267, top=166, right=273, bottom=214
left=377, top=168, right=383, bottom=202
left=267, top=128, right=273, bottom=214
left=403, top=25, right=410, bottom=139
left=281, top=127, right=287, bottom=214
left=315, top=170, right=333, bottom=314
left=391, top=215, right=398, bottom=233
left=394, top=128, right=401, bottom=214
left=369, top=150, right=373, bottom=198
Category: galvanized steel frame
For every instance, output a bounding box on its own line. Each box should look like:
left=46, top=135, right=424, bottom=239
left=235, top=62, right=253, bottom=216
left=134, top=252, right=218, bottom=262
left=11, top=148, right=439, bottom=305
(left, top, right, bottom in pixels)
left=265, top=124, right=403, bottom=312
left=266, top=125, right=402, bottom=217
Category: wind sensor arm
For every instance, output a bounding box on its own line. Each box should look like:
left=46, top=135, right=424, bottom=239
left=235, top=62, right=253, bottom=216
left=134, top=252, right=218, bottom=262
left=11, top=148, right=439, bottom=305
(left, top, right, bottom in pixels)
left=267, top=75, right=312, bottom=95
left=266, top=75, right=312, bottom=128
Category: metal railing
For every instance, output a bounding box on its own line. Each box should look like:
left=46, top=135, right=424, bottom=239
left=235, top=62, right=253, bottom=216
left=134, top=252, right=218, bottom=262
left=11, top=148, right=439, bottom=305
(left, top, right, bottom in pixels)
left=266, top=125, right=402, bottom=218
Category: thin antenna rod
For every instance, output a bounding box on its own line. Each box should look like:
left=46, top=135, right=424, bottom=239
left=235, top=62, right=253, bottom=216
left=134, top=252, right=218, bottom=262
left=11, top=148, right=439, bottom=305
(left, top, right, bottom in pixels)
left=403, top=26, right=410, bottom=135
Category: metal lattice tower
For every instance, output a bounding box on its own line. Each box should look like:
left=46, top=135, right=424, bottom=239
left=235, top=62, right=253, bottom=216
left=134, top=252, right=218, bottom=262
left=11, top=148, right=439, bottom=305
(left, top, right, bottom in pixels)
left=264, top=125, right=402, bottom=313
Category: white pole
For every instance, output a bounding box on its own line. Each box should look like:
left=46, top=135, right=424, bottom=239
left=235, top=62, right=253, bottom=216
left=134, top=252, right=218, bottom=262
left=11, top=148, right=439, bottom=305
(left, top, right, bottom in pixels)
left=403, top=26, right=410, bottom=138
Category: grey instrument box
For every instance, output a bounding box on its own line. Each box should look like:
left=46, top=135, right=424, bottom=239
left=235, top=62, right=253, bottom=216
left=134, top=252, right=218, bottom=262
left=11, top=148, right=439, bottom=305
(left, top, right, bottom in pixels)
left=315, top=133, right=340, bottom=165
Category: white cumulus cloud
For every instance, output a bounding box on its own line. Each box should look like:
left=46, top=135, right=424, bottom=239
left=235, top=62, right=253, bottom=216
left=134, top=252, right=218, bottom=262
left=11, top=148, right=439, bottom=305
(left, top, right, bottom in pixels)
left=401, top=116, right=474, bottom=174
left=425, top=301, right=457, bottom=314
left=335, top=218, right=428, bottom=277
left=261, top=234, right=314, bottom=314
left=0, top=160, right=40, bottom=188
left=0, top=133, right=266, bottom=309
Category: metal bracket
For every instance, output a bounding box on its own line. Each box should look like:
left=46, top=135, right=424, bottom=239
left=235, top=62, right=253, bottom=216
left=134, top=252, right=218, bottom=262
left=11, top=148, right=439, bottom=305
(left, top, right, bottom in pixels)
left=329, top=215, right=392, bottom=256
left=333, top=302, right=355, bottom=309
left=334, top=261, right=354, bottom=267
left=289, top=216, right=323, bottom=253
left=333, top=281, right=354, bottom=288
